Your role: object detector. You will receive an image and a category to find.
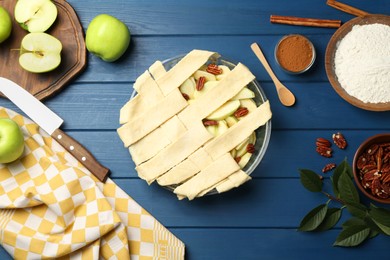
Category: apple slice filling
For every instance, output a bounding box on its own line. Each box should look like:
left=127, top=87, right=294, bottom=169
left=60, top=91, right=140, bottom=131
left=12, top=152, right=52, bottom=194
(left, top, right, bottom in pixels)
left=179, top=63, right=258, bottom=169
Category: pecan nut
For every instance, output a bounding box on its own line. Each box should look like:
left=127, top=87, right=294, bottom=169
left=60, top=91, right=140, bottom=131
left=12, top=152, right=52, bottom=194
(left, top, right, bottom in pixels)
left=234, top=107, right=249, bottom=118
left=316, top=138, right=331, bottom=148
left=206, top=63, right=223, bottom=75
left=332, top=132, right=347, bottom=149
left=316, top=146, right=332, bottom=158
left=196, top=76, right=206, bottom=91
left=203, top=120, right=218, bottom=126
left=357, top=140, right=390, bottom=199
left=182, top=93, right=190, bottom=100
left=246, top=143, right=255, bottom=154
left=322, top=163, right=336, bottom=173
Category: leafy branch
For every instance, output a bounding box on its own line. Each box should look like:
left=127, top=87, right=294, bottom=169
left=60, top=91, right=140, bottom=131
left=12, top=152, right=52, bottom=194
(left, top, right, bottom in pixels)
left=298, top=158, right=390, bottom=247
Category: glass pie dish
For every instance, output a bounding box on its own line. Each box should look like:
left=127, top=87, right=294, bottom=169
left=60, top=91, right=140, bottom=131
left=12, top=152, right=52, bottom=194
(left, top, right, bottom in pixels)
left=130, top=54, right=272, bottom=196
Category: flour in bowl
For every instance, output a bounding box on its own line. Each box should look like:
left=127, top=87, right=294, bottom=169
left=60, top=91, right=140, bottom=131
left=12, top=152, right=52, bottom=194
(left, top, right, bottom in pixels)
left=334, top=23, right=390, bottom=103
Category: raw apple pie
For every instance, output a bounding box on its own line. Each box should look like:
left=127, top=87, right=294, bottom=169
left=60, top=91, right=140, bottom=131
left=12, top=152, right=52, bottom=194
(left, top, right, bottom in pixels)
left=117, top=50, right=272, bottom=200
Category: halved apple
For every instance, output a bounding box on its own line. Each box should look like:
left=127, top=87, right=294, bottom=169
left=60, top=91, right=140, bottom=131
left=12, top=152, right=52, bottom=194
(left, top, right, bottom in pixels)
left=19, top=32, right=62, bottom=73
left=232, top=87, right=255, bottom=100
left=206, top=100, right=240, bottom=121
left=15, top=0, right=57, bottom=32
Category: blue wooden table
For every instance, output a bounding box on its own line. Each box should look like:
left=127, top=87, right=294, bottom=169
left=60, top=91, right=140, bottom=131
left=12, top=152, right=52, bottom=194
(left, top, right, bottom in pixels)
left=1, top=0, right=390, bottom=259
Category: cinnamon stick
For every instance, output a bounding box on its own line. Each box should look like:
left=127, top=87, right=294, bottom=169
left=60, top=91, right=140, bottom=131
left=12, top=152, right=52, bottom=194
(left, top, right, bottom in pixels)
left=270, top=15, right=341, bottom=28
left=326, top=0, right=369, bottom=17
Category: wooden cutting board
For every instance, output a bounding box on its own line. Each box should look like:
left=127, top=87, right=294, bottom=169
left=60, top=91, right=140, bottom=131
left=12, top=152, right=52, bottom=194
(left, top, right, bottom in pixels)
left=0, top=0, right=86, bottom=100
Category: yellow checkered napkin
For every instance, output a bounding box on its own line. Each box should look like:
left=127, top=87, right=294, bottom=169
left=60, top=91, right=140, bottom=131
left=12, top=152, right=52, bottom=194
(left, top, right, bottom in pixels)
left=0, top=107, right=185, bottom=259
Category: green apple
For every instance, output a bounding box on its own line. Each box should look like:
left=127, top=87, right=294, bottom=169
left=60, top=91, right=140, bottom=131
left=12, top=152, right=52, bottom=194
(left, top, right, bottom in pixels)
left=19, top=32, right=62, bottom=73
left=14, top=0, right=57, bottom=33
left=86, top=14, right=131, bottom=62
left=0, top=118, right=24, bottom=164
left=0, top=7, right=12, bottom=44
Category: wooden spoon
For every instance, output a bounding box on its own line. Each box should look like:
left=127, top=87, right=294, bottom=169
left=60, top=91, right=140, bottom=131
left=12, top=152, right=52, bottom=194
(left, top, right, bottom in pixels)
left=250, top=42, right=296, bottom=107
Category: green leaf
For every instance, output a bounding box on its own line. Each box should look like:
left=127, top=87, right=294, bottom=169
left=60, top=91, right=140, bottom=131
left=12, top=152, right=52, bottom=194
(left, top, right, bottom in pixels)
left=369, top=204, right=390, bottom=235
left=298, top=204, right=328, bottom=231
left=342, top=218, right=366, bottom=229
left=338, top=171, right=360, bottom=204
left=332, top=158, right=353, bottom=196
left=342, top=217, right=378, bottom=239
left=299, top=169, right=323, bottom=192
left=316, top=207, right=342, bottom=231
left=369, top=229, right=380, bottom=239
left=333, top=225, right=370, bottom=247
left=341, top=158, right=353, bottom=178
left=345, top=202, right=368, bottom=219
left=363, top=214, right=383, bottom=235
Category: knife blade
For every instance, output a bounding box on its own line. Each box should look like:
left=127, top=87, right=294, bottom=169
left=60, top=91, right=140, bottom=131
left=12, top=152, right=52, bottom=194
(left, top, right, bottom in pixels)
left=0, top=77, right=110, bottom=182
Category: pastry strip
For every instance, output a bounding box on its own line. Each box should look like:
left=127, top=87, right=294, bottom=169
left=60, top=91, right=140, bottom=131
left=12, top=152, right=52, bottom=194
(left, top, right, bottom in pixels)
left=129, top=116, right=187, bottom=165
left=157, top=159, right=200, bottom=186
left=204, top=101, right=271, bottom=160
left=117, top=89, right=187, bottom=147
left=119, top=71, right=164, bottom=124
left=149, top=60, right=167, bottom=80
left=173, top=153, right=240, bottom=200
left=129, top=127, right=170, bottom=166
left=196, top=170, right=250, bottom=197
left=136, top=122, right=213, bottom=183
left=188, top=148, right=213, bottom=170
left=156, top=147, right=212, bottom=186
left=156, top=50, right=217, bottom=95
left=216, top=170, right=251, bottom=193
left=178, top=63, right=255, bottom=129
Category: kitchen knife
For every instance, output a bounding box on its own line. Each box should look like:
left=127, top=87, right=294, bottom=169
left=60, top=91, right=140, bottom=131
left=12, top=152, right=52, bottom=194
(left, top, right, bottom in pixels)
left=0, top=77, right=110, bottom=182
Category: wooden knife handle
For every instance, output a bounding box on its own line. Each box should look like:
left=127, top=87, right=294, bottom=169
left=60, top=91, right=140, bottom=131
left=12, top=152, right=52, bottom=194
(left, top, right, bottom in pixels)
left=52, top=129, right=110, bottom=182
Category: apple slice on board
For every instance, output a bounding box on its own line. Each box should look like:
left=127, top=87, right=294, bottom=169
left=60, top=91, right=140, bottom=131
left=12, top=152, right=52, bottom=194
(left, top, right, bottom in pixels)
left=19, top=33, right=62, bottom=73
left=14, top=0, right=58, bottom=33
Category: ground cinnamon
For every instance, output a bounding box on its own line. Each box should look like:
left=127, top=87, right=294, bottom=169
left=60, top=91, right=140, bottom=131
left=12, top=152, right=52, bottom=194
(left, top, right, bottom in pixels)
left=275, top=35, right=314, bottom=73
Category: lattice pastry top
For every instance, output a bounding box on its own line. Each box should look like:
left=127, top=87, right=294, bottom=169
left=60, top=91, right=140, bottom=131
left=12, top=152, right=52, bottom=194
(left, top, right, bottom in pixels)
left=117, top=50, right=272, bottom=200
